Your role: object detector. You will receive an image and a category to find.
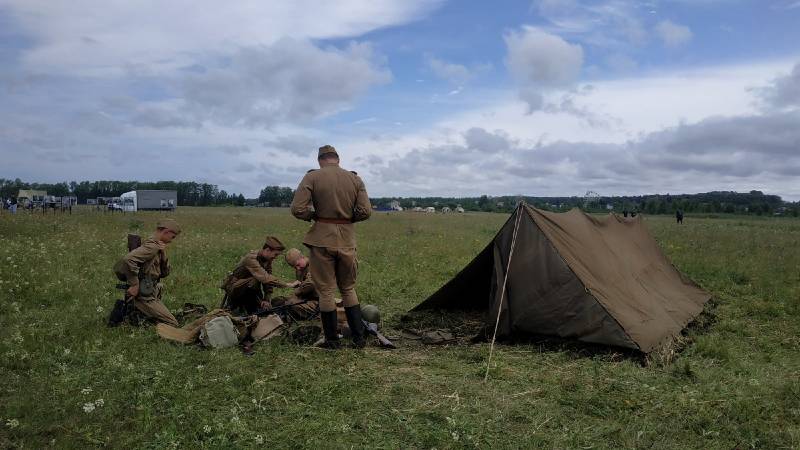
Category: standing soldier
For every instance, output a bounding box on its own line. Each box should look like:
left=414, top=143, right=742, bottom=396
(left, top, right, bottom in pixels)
left=220, top=236, right=299, bottom=314
left=113, top=219, right=181, bottom=326
left=291, top=145, right=371, bottom=348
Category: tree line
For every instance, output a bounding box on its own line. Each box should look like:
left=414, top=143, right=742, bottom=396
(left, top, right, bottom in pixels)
left=0, top=178, right=246, bottom=206
left=372, top=191, right=799, bottom=217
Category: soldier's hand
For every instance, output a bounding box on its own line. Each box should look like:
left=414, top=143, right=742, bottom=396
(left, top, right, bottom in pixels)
left=260, top=300, right=270, bottom=309
left=127, top=284, right=139, bottom=298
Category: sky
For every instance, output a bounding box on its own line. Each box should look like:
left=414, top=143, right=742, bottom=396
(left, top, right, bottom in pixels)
left=1, top=0, right=799, bottom=200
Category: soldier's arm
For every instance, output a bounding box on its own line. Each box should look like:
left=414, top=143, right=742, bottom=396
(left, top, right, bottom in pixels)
left=290, top=172, right=315, bottom=221
left=122, top=241, right=160, bottom=287
left=243, top=254, right=290, bottom=288
left=352, top=176, right=372, bottom=223
left=294, top=279, right=316, bottom=297
left=159, top=250, right=171, bottom=278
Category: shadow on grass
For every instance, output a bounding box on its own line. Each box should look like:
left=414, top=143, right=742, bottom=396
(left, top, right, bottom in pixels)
left=397, top=298, right=719, bottom=367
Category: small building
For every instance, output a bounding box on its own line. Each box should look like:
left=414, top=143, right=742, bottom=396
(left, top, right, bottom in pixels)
left=18, top=189, right=47, bottom=207
left=120, top=190, right=177, bottom=212
left=441, top=206, right=451, bottom=213
left=425, top=206, right=436, bottom=213
left=456, top=206, right=465, bottom=213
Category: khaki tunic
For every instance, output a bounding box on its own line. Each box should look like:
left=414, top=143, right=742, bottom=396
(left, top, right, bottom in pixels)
left=290, top=165, right=371, bottom=248
left=279, top=265, right=319, bottom=319
left=222, top=251, right=287, bottom=313
left=290, top=164, right=371, bottom=311
left=114, top=237, right=178, bottom=327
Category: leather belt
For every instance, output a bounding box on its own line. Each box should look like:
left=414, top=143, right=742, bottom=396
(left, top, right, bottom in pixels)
left=316, top=217, right=352, bottom=224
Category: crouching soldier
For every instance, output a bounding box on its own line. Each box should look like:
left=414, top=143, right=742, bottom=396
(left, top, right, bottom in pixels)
left=113, top=219, right=181, bottom=326
left=272, top=248, right=320, bottom=320
left=220, top=236, right=299, bottom=315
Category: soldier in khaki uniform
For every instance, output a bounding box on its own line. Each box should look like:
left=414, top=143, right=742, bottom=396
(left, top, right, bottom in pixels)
left=291, top=145, right=371, bottom=348
left=113, top=219, right=181, bottom=326
left=272, top=248, right=320, bottom=320
left=220, top=236, right=299, bottom=314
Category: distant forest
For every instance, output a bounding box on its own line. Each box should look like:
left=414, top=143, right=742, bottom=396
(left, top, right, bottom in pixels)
left=2, top=178, right=797, bottom=216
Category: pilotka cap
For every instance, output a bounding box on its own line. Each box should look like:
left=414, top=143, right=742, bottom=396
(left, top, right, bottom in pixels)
left=318, top=145, right=338, bottom=158
left=156, top=219, right=182, bottom=234
left=263, top=236, right=286, bottom=251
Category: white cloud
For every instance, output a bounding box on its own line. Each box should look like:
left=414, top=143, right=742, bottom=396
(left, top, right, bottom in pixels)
left=4, top=0, right=443, bottom=75
left=756, top=62, right=800, bottom=110
left=179, top=40, right=391, bottom=128
left=504, top=26, right=584, bottom=112
left=655, top=20, right=693, bottom=48
left=427, top=56, right=471, bottom=85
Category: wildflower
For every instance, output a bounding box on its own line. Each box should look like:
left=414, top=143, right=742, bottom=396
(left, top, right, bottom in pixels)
left=95, top=399, right=104, bottom=407
left=452, top=431, right=460, bottom=441
left=5, top=418, right=19, bottom=429
left=203, top=425, right=212, bottom=434
left=81, top=388, right=92, bottom=395
left=11, top=332, right=23, bottom=344
left=82, top=402, right=96, bottom=413
left=255, top=435, right=264, bottom=445
left=196, top=365, right=204, bottom=370
left=96, top=306, right=104, bottom=313
left=63, top=348, right=71, bottom=356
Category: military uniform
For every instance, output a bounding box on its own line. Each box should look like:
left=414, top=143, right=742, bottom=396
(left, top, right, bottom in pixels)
left=291, top=145, right=371, bottom=347
left=272, top=263, right=319, bottom=320
left=113, top=220, right=181, bottom=326
left=222, top=250, right=289, bottom=314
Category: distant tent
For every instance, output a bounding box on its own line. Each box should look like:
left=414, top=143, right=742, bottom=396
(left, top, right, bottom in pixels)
left=412, top=203, right=711, bottom=353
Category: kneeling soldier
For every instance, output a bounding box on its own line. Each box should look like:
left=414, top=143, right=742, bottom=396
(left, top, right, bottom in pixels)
left=220, top=236, right=299, bottom=314
left=273, top=248, right=320, bottom=320
left=113, top=219, right=181, bottom=326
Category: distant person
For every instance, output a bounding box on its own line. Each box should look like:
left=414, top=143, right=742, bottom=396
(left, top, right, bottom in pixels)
left=291, top=144, right=372, bottom=349
left=113, top=219, right=182, bottom=326
left=622, top=209, right=628, bottom=218
left=676, top=209, right=684, bottom=224
left=219, top=236, right=299, bottom=315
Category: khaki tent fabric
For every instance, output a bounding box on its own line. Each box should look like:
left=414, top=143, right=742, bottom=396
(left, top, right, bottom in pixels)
left=413, top=203, right=711, bottom=353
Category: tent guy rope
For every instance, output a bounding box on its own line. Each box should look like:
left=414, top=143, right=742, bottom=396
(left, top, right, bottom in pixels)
left=484, top=202, right=524, bottom=382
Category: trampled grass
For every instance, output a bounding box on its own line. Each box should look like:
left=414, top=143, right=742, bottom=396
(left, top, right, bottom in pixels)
left=1, top=207, right=798, bottom=448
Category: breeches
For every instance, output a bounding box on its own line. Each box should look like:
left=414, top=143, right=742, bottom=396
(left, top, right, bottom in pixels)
left=133, top=283, right=178, bottom=326
left=308, top=246, right=359, bottom=312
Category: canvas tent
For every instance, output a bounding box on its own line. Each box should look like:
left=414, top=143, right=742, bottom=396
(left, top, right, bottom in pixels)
left=413, top=203, right=711, bottom=353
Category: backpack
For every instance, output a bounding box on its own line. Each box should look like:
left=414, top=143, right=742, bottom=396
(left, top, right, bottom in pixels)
left=199, top=316, right=240, bottom=349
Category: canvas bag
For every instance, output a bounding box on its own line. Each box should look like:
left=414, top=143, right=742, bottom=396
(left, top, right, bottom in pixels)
left=199, top=315, right=240, bottom=349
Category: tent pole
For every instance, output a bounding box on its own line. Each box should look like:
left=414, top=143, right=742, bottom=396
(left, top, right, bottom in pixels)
left=484, top=202, right=524, bottom=382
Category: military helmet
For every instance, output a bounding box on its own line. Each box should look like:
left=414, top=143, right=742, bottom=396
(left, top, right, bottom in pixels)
left=360, top=304, right=380, bottom=324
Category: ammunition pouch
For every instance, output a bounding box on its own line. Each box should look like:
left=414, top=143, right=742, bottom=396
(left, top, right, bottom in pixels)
left=139, top=277, right=156, bottom=298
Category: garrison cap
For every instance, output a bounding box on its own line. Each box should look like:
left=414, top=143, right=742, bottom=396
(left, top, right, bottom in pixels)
left=285, top=248, right=303, bottom=266
left=156, top=218, right=181, bottom=234
left=262, top=236, right=286, bottom=251
left=317, top=145, right=338, bottom=159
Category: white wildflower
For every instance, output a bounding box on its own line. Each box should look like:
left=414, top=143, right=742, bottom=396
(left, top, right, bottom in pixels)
left=96, top=306, right=104, bottom=313
left=255, top=435, right=264, bottom=445
left=5, top=418, right=19, bottom=429
left=203, top=425, right=212, bottom=434
left=11, top=332, right=23, bottom=344
left=81, top=388, right=92, bottom=395
left=82, top=403, right=96, bottom=413
left=230, top=416, right=240, bottom=423
left=63, top=348, right=71, bottom=356
left=196, top=365, right=204, bottom=370
left=452, top=431, right=460, bottom=441
left=94, top=399, right=104, bottom=407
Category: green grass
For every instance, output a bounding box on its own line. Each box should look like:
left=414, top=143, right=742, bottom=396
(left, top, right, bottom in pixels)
left=1, top=207, right=798, bottom=448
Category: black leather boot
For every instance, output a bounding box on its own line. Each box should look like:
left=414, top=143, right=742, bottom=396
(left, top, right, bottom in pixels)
left=345, top=305, right=366, bottom=349
left=318, top=310, right=340, bottom=349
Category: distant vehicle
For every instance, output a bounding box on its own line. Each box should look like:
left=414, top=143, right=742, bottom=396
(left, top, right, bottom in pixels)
left=108, top=202, right=123, bottom=211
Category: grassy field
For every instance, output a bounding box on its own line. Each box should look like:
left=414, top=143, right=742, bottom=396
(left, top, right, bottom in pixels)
left=1, top=207, right=798, bottom=449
